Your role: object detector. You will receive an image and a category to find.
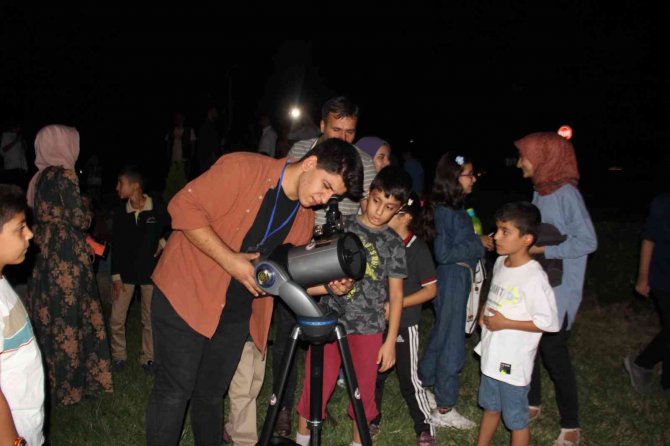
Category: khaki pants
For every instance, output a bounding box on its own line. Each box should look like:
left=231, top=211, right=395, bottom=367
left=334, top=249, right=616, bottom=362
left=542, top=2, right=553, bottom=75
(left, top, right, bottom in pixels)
left=225, top=341, right=266, bottom=445
left=109, top=283, right=154, bottom=364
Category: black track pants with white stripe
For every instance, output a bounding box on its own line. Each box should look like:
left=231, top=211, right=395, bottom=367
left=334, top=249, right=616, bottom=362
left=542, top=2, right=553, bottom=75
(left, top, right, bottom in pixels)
left=374, top=325, right=435, bottom=436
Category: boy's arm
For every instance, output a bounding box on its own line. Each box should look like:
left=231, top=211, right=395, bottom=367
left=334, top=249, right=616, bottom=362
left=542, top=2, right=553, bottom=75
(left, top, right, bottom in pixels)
left=635, top=239, right=653, bottom=297
left=0, top=388, right=19, bottom=446
left=378, top=277, right=403, bottom=372
left=482, top=308, right=544, bottom=333
left=402, top=282, right=437, bottom=308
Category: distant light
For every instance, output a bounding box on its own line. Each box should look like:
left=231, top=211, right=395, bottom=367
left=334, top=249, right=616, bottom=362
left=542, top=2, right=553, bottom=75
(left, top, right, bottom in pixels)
left=558, top=125, right=573, bottom=140
left=409, top=139, right=414, bottom=144
left=289, top=107, right=301, bottom=119
left=608, top=166, right=624, bottom=171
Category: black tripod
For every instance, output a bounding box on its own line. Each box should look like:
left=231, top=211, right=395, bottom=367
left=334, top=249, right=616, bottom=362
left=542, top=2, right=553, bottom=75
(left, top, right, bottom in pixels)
left=258, top=312, right=372, bottom=446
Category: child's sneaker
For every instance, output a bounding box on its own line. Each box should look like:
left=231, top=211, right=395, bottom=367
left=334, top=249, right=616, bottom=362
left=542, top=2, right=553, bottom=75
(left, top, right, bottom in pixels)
left=416, top=431, right=436, bottom=446
left=623, top=355, right=653, bottom=393
left=430, top=407, right=475, bottom=429
left=424, top=388, right=437, bottom=410
left=552, top=428, right=581, bottom=446
left=336, top=376, right=346, bottom=389
left=368, top=422, right=380, bottom=439
left=112, top=360, right=126, bottom=372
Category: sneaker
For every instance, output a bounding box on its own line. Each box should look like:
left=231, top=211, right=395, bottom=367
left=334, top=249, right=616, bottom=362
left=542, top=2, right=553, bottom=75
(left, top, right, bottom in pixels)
left=623, top=355, right=652, bottom=393
left=142, top=360, right=156, bottom=375
left=430, top=407, right=475, bottom=429
left=337, top=376, right=346, bottom=389
left=416, top=431, right=436, bottom=446
left=112, top=360, right=126, bottom=372
left=528, top=405, right=541, bottom=422
left=552, top=428, right=581, bottom=446
left=368, top=423, right=380, bottom=439
left=275, top=407, right=292, bottom=437
left=424, top=388, right=437, bottom=410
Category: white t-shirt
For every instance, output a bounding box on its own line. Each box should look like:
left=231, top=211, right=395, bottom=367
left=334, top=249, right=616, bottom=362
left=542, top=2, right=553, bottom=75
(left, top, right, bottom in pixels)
left=475, top=256, right=559, bottom=386
left=0, top=277, right=45, bottom=446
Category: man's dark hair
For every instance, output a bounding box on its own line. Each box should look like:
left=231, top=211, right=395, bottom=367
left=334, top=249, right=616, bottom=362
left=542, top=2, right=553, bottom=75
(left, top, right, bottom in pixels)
left=118, top=165, right=146, bottom=191
left=494, top=201, right=541, bottom=242
left=301, top=138, right=364, bottom=201
left=321, top=96, right=360, bottom=121
left=369, top=166, right=412, bottom=205
left=0, top=184, right=27, bottom=231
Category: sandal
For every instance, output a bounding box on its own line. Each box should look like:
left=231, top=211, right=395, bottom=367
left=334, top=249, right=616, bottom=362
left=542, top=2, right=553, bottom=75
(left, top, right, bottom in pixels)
left=528, top=405, right=541, bottom=422
left=553, top=428, right=581, bottom=446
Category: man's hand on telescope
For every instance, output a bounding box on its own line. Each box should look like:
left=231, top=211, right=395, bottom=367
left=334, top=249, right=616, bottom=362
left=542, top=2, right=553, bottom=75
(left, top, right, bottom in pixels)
left=225, top=252, right=265, bottom=297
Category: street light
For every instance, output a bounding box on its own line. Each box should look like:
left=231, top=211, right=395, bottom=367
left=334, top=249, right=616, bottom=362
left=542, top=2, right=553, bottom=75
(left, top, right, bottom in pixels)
left=289, top=107, right=301, bottom=120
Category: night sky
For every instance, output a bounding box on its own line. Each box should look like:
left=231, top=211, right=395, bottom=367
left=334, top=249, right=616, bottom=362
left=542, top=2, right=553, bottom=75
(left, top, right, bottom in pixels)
left=1, top=3, right=668, bottom=207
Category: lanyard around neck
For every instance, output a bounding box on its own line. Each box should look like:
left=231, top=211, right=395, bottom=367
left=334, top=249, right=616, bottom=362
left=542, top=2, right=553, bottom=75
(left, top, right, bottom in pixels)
left=258, top=161, right=300, bottom=250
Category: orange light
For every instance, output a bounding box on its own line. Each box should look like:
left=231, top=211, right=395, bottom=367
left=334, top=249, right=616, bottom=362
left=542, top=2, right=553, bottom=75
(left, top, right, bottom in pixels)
left=558, top=125, right=573, bottom=140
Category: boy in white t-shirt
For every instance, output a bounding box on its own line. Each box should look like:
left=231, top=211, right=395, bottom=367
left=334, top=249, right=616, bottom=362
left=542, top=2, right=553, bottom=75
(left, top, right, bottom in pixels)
left=0, top=185, right=44, bottom=446
left=475, top=201, right=559, bottom=446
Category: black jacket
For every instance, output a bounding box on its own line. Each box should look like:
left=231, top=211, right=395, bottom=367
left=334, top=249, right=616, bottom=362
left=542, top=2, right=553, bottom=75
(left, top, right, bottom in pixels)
left=111, top=195, right=171, bottom=284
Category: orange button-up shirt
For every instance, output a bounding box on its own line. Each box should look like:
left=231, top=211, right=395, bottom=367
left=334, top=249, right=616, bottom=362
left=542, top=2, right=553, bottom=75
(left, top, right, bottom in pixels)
left=152, top=153, right=314, bottom=352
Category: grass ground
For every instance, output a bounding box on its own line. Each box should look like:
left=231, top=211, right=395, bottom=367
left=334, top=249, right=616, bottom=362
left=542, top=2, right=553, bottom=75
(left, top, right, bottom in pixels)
left=45, top=220, right=670, bottom=445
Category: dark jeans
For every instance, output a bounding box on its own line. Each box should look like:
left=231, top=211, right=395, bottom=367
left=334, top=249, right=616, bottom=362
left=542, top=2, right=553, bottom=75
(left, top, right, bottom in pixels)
left=636, top=289, right=670, bottom=389
left=272, top=299, right=301, bottom=409
left=145, top=287, right=249, bottom=446
left=528, top=316, right=579, bottom=429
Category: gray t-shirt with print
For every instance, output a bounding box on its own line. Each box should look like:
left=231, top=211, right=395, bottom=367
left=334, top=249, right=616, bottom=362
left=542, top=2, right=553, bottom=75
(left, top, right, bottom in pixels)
left=322, top=214, right=407, bottom=335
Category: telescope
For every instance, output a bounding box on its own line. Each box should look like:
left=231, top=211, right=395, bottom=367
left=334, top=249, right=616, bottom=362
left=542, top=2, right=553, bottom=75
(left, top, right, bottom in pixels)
left=254, top=198, right=373, bottom=446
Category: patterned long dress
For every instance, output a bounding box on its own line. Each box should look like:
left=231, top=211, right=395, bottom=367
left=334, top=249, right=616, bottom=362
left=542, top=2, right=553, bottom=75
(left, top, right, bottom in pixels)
left=27, top=166, right=113, bottom=406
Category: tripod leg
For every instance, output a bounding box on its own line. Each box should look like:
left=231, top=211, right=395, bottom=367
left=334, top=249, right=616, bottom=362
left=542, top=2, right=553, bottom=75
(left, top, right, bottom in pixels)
left=258, top=325, right=301, bottom=446
left=308, top=344, right=324, bottom=446
left=335, top=325, right=372, bottom=446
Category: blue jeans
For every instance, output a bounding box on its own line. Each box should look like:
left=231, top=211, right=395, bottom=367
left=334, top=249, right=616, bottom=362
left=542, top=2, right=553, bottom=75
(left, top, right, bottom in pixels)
left=419, top=266, right=470, bottom=408
left=145, top=287, right=249, bottom=446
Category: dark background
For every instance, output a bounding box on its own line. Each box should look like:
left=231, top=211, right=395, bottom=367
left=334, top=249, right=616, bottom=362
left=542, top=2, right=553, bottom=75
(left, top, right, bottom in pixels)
left=1, top=3, right=668, bottom=216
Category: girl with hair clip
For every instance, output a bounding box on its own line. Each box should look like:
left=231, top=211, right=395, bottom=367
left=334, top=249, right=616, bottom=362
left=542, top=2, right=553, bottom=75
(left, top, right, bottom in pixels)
left=515, top=132, right=597, bottom=446
left=417, top=153, right=487, bottom=430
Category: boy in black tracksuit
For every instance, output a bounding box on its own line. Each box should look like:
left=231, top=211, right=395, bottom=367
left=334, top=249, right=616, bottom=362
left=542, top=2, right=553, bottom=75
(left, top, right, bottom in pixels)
left=110, top=166, right=170, bottom=373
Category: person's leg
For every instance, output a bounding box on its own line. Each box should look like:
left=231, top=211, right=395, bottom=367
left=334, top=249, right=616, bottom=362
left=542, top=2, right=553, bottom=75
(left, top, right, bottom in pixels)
left=140, top=284, right=154, bottom=365
left=396, top=325, right=434, bottom=436
left=499, top=382, right=530, bottom=446
left=296, top=341, right=342, bottom=437
left=418, top=297, right=441, bottom=388
left=477, top=375, right=502, bottom=446
left=109, top=282, right=135, bottom=362
left=538, top=316, right=579, bottom=430
left=477, top=411, right=501, bottom=446
left=371, top=330, right=390, bottom=428
left=433, top=272, right=469, bottom=409
left=527, top=351, right=542, bottom=412
left=225, top=340, right=267, bottom=446
left=346, top=333, right=383, bottom=445
left=146, top=287, right=206, bottom=446
left=636, top=289, right=670, bottom=390
left=190, top=318, right=249, bottom=446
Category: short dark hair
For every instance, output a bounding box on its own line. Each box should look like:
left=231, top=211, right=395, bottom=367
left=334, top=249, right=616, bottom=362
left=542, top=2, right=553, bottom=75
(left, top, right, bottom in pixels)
left=321, top=96, right=360, bottom=121
left=0, top=184, right=27, bottom=231
left=118, top=165, right=146, bottom=191
left=494, top=201, right=541, bottom=242
left=369, top=166, right=412, bottom=205
left=301, top=138, right=364, bottom=201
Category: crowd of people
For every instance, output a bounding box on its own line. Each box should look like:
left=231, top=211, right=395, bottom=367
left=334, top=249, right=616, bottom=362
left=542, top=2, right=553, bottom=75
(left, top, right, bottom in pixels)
left=1, top=94, right=664, bottom=446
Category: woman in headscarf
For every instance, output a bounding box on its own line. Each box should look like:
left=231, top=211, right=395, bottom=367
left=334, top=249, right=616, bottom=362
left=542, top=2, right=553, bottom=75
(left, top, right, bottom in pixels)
left=27, top=124, right=113, bottom=407
left=355, top=136, right=392, bottom=173
left=515, top=131, right=597, bottom=446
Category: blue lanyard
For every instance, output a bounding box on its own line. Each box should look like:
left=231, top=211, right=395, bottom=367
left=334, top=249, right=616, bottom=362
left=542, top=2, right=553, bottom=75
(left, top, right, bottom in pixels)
left=258, top=161, right=300, bottom=250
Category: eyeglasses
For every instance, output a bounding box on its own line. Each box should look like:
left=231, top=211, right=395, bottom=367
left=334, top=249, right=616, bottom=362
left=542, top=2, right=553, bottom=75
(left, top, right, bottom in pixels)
left=459, top=172, right=476, bottom=178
